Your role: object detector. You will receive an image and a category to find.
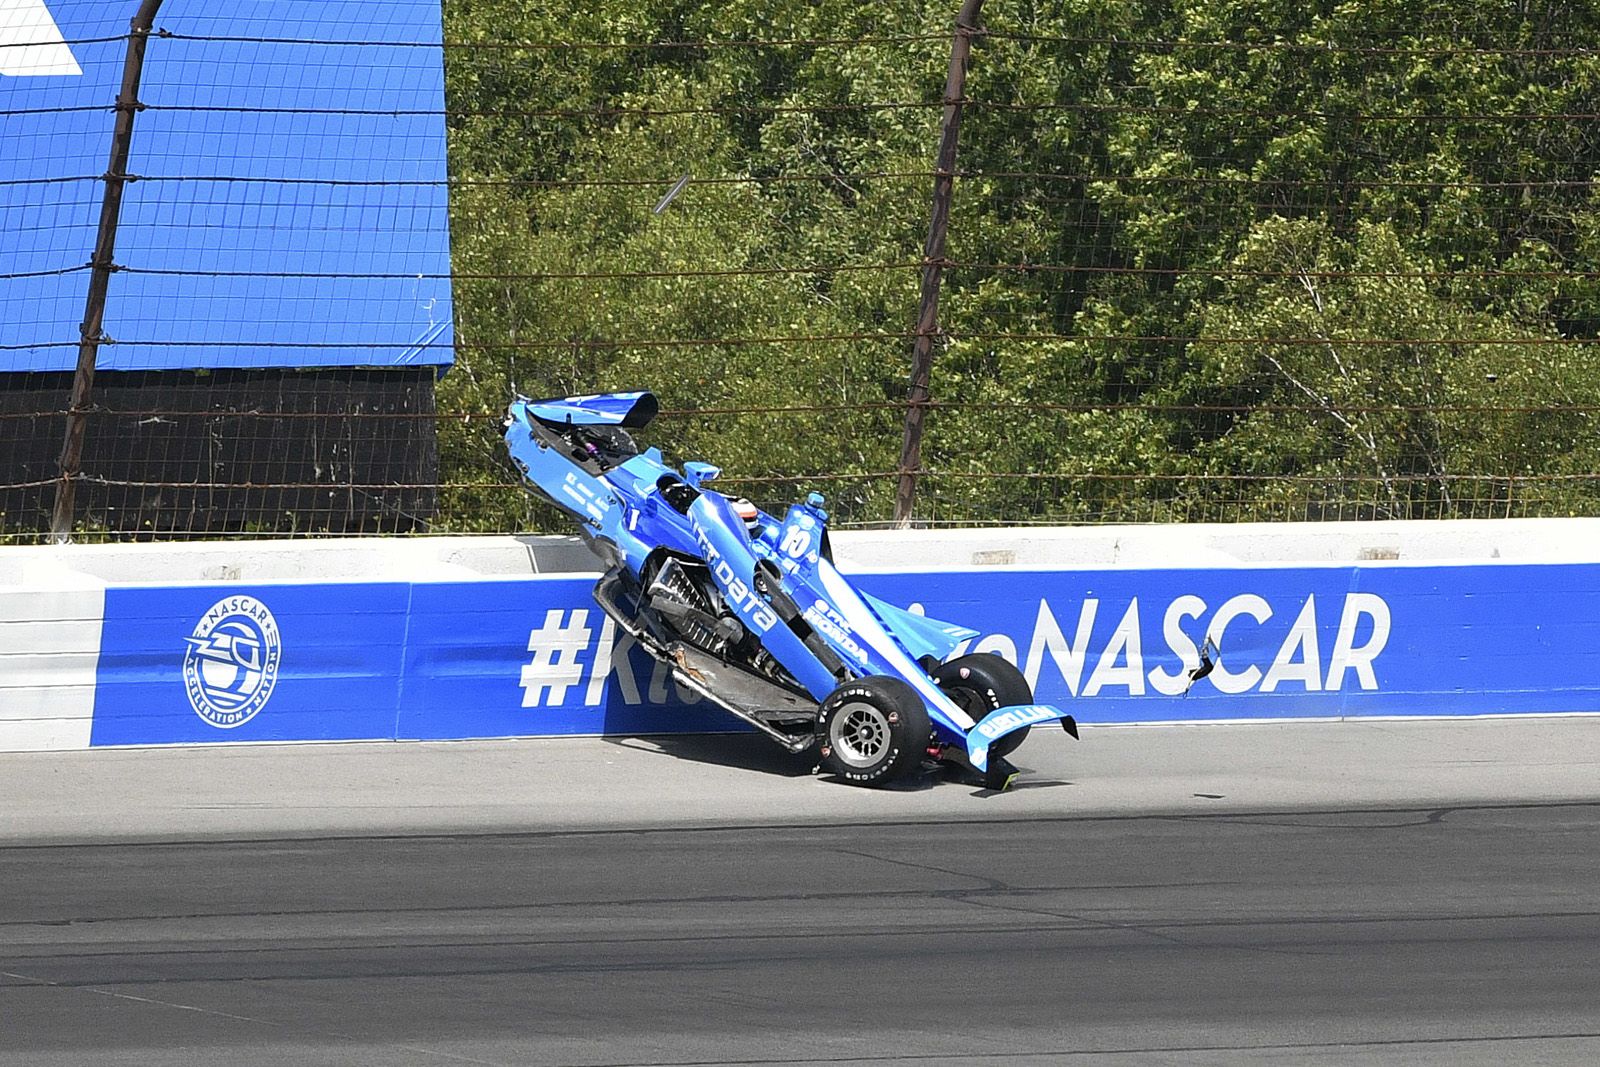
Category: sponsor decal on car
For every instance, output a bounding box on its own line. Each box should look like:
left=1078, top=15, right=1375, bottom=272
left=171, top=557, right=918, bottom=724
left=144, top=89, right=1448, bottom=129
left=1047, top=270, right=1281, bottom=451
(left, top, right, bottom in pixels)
left=973, top=704, right=1060, bottom=739
left=802, top=598, right=870, bottom=664
left=694, top=525, right=779, bottom=634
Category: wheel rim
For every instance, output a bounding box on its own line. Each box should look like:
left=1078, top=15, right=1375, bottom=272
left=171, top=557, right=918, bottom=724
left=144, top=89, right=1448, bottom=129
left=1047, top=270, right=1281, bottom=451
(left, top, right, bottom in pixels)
left=830, top=701, right=891, bottom=768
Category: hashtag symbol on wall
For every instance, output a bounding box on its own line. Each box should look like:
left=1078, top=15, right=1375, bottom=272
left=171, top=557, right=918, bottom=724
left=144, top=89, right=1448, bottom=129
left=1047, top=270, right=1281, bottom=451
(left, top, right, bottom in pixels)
left=519, top=609, right=594, bottom=707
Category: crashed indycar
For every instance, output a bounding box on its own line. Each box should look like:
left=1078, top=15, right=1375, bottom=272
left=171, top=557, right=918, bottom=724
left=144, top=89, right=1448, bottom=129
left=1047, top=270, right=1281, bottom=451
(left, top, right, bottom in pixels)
left=503, top=391, right=1078, bottom=788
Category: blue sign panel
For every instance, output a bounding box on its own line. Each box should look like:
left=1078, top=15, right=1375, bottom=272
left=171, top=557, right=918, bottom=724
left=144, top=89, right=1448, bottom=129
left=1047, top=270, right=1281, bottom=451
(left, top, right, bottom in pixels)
left=397, top=578, right=737, bottom=741
left=91, top=582, right=410, bottom=745
left=83, top=561, right=1600, bottom=747
left=1, top=0, right=453, bottom=372
left=393, top=562, right=1600, bottom=738
left=853, top=563, right=1600, bottom=721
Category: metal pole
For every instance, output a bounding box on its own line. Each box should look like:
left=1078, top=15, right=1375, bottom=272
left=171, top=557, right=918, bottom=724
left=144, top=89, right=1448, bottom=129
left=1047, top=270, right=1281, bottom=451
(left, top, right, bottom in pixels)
left=50, top=0, right=164, bottom=542
left=893, top=0, right=984, bottom=527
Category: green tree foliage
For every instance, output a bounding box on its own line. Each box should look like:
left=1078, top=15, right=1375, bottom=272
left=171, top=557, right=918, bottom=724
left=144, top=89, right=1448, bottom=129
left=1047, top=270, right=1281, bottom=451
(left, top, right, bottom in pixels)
left=439, top=0, right=1600, bottom=528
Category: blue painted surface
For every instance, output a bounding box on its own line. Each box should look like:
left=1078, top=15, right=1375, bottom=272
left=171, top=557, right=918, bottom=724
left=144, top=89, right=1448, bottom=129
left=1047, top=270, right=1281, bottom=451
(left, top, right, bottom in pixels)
left=396, top=578, right=734, bottom=741
left=91, top=583, right=410, bottom=745
left=1, top=0, right=453, bottom=372
left=86, top=562, right=1600, bottom=746
left=852, top=564, right=1600, bottom=720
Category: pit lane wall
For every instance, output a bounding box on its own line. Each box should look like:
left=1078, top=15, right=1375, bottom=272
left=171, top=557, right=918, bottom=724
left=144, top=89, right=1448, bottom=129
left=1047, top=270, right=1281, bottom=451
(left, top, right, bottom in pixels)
left=4, top=519, right=1599, bottom=751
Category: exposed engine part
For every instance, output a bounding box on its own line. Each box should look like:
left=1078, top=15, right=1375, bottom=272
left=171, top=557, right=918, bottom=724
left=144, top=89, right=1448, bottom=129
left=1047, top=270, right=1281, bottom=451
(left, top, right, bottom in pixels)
left=747, top=646, right=800, bottom=690
left=648, top=557, right=714, bottom=615
left=752, top=558, right=849, bottom=681
left=646, top=557, right=742, bottom=651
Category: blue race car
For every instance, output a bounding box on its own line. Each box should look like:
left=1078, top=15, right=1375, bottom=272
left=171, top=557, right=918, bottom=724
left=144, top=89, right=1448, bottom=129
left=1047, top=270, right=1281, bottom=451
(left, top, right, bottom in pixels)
left=503, top=390, right=1078, bottom=788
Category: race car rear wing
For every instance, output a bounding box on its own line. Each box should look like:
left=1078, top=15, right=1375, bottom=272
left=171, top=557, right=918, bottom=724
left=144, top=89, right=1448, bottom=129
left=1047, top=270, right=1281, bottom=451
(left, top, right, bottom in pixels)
left=519, top=391, right=659, bottom=429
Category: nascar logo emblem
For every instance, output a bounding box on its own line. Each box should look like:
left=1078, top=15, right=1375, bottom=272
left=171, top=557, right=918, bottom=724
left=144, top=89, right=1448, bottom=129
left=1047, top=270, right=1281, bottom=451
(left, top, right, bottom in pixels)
left=182, top=595, right=282, bottom=728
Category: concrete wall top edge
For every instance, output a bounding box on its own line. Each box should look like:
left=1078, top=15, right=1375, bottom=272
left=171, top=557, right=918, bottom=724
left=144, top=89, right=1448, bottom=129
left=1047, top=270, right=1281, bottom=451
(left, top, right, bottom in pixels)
left=2, top=517, right=1597, bottom=587
left=836, top=517, right=1600, bottom=572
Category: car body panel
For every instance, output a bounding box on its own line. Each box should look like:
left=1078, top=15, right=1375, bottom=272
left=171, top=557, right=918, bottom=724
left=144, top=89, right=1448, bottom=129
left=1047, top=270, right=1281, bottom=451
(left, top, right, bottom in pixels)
left=503, top=390, right=1062, bottom=775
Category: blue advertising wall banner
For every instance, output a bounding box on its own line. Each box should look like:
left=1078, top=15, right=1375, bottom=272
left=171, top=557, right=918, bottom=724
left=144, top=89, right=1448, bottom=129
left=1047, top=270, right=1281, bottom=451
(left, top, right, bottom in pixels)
left=1, top=0, right=453, bottom=373
left=853, top=565, right=1600, bottom=720
left=396, top=579, right=735, bottom=741
left=91, top=583, right=411, bottom=745
left=85, top=563, right=1600, bottom=747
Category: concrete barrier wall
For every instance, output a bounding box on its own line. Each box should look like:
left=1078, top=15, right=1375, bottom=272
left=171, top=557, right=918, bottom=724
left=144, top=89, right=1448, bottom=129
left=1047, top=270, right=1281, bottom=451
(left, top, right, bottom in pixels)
left=0, top=585, right=103, bottom=750
left=4, top=518, right=1599, bottom=751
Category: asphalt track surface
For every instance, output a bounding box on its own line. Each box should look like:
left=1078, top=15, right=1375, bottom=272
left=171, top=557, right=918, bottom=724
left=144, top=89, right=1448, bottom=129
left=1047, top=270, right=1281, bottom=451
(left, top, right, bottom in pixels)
left=3, top=721, right=1599, bottom=1066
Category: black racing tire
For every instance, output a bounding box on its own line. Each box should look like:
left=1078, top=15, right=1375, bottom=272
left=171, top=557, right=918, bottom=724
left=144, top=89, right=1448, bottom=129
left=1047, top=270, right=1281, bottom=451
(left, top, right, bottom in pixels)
left=932, top=652, right=1035, bottom=760
left=816, top=676, right=931, bottom=787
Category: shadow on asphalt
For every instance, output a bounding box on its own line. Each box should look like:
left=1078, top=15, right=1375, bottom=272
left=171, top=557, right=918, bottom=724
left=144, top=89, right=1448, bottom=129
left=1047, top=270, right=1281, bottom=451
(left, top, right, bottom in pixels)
left=602, top=734, right=1079, bottom=796
left=603, top=733, right=816, bottom=778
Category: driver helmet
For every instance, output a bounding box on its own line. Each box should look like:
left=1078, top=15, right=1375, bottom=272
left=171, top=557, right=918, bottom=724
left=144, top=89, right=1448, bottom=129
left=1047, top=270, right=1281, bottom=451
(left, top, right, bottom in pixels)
left=731, top=497, right=762, bottom=537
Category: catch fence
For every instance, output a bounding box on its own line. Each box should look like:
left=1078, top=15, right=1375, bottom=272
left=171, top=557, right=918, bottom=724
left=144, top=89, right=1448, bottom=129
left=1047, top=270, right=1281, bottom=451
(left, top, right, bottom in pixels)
left=4, top=0, right=1599, bottom=540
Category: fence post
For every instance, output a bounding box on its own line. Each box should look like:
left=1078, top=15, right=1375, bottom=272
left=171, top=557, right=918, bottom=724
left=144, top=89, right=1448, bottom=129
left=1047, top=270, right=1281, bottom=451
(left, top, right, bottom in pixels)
left=49, top=0, right=165, bottom=543
left=893, top=0, right=984, bottom=527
